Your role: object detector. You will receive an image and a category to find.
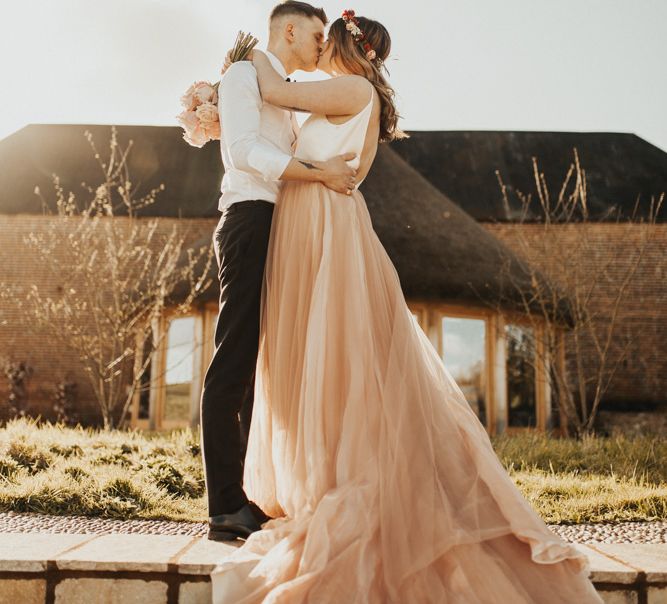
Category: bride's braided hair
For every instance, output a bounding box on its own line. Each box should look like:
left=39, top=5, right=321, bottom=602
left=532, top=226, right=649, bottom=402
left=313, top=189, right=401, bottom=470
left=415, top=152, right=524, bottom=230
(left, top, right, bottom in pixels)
left=328, top=13, right=408, bottom=142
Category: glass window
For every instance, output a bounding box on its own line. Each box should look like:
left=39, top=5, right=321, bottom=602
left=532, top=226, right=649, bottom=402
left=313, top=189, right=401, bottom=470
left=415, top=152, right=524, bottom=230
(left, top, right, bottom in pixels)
left=505, top=324, right=536, bottom=427
left=164, top=316, right=196, bottom=423
left=442, top=317, right=487, bottom=425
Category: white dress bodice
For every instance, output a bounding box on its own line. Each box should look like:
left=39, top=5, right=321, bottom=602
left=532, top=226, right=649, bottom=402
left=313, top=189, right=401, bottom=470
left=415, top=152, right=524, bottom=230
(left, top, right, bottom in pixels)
left=294, top=85, right=375, bottom=188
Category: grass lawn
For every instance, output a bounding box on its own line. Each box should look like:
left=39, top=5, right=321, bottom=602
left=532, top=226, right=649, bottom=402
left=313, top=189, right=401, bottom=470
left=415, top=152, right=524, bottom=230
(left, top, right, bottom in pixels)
left=0, top=418, right=666, bottom=524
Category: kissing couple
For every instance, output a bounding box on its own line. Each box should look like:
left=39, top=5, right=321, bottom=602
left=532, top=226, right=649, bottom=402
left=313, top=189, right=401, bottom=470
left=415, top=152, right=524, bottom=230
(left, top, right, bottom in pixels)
left=199, top=2, right=603, bottom=602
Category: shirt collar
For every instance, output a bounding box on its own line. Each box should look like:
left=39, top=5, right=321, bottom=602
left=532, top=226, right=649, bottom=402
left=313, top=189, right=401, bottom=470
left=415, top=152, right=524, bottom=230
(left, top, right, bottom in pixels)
left=265, top=50, right=288, bottom=79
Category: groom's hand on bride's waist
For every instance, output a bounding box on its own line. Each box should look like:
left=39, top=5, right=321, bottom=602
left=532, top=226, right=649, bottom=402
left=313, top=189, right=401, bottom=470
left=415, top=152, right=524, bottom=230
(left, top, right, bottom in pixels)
left=320, top=152, right=358, bottom=195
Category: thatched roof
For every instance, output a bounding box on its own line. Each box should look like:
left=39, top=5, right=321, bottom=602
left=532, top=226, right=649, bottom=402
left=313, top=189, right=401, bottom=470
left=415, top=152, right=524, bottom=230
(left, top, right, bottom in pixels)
left=1, top=124, right=576, bottom=321
left=0, top=124, right=222, bottom=217
left=361, top=145, right=536, bottom=309
left=3, top=125, right=666, bottom=225
left=391, top=131, right=667, bottom=222
left=173, top=145, right=573, bottom=323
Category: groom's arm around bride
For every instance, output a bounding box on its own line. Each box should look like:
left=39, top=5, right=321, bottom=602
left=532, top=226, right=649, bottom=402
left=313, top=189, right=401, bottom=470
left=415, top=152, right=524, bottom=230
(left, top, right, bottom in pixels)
left=219, top=57, right=358, bottom=196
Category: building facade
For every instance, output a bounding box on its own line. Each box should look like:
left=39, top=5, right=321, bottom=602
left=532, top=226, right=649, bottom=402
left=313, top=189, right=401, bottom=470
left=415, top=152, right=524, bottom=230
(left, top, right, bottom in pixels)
left=1, top=125, right=665, bottom=434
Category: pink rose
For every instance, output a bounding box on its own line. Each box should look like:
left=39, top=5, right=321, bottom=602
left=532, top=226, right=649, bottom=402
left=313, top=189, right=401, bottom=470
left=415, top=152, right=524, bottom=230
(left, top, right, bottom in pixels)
left=193, top=81, right=217, bottom=105
left=195, top=101, right=218, bottom=124
left=180, top=82, right=199, bottom=111
left=196, top=102, right=221, bottom=141
left=176, top=109, right=208, bottom=148
left=204, top=120, right=221, bottom=140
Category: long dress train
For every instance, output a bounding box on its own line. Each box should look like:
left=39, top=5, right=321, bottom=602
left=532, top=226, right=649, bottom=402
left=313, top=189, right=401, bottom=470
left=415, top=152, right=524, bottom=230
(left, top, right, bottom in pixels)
left=211, top=86, right=602, bottom=603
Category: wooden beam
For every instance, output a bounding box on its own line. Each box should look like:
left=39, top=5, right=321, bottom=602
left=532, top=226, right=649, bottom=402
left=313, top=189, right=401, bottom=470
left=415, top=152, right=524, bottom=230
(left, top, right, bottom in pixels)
left=148, top=314, right=167, bottom=431
left=190, top=311, right=205, bottom=428
left=494, top=314, right=508, bottom=435
left=486, top=314, right=497, bottom=436
left=130, top=329, right=144, bottom=429
left=535, top=323, right=545, bottom=431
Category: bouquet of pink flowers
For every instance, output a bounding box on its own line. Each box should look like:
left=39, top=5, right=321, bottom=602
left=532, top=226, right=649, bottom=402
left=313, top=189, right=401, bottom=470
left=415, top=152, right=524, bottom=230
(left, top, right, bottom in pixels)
left=177, top=81, right=220, bottom=147
left=177, top=31, right=259, bottom=148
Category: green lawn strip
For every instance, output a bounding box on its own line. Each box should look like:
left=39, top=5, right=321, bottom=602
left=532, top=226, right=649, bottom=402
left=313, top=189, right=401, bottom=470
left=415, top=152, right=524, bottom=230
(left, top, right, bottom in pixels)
left=511, top=470, right=667, bottom=524
left=0, top=418, right=665, bottom=524
left=492, top=431, right=667, bottom=484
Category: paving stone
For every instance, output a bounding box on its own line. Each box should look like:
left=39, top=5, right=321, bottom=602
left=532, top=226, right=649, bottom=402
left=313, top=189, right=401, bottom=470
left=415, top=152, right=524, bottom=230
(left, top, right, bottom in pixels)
left=179, top=581, right=212, bottom=604
left=0, top=532, right=94, bottom=572
left=176, top=537, right=240, bottom=575
left=648, top=586, right=667, bottom=604
left=594, top=544, right=667, bottom=582
left=598, top=591, right=638, bottom=604
left=574, top=544, right=639, bottom=584
left=55, top=533, right=193, bottom=572
left=55, top=578, right=168, bottom=604
left=0, top=578, right=46, bottom=604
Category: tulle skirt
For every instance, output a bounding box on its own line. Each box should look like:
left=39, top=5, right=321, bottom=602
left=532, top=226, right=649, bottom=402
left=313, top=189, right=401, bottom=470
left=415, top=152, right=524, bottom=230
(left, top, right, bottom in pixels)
left=210, top=181, right=602, bottom=603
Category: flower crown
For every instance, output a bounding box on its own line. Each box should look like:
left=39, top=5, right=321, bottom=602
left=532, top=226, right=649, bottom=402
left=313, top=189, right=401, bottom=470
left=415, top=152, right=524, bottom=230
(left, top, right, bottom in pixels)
left=341, top=9, right=381, bottom=65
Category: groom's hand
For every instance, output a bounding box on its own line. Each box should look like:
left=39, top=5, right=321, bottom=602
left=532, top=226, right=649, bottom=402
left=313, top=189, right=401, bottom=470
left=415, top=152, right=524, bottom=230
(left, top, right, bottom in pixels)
left=320, top=153, right=358, bottom=195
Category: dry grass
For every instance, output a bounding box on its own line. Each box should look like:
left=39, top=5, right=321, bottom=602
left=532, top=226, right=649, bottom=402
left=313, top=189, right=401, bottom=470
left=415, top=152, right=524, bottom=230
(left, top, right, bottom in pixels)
left=493, top=431, right=667, bottom=523
left=0, top=417, right=207, bottom=522
left=0, top=418, right=665, bottom=524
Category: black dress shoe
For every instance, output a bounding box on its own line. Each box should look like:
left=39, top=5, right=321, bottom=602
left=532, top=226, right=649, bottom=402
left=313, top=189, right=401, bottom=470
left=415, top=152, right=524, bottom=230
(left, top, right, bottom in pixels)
left=248, top=500, right=273, bottom=525
left=208, top=503, right=262, bottom=542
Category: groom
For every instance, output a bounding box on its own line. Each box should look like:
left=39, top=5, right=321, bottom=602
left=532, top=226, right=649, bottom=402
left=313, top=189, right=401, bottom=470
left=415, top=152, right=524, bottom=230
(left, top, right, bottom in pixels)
left=201, top=1, right=356, bottom=542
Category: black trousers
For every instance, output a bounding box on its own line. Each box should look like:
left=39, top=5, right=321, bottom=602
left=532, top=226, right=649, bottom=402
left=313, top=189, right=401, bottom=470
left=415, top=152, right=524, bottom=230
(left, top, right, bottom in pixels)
left=200, top=199, right=274, bottom=516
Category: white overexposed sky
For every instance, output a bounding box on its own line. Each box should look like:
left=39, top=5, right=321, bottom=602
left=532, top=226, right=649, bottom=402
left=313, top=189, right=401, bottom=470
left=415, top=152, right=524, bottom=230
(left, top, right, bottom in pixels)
left=0, top=0, right=666, bottom=150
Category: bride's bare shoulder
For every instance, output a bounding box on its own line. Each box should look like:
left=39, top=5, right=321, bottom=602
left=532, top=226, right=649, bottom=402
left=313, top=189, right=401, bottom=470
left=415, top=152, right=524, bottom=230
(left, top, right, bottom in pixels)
left=337, top=74, right=373, bottom=96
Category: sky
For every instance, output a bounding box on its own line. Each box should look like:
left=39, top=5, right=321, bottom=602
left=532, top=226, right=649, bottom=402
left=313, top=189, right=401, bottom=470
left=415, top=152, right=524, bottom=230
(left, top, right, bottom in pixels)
left=1, top=0, right=666, bottom=151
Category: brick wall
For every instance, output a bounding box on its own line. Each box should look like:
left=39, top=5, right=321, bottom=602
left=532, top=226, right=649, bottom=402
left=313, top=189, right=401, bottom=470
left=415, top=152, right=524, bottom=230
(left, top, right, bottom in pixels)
left=0, top=215, right=217, bottom=425
left=482, top=222, right=667, bottom=410
left=2, top=215, right=665, bottom=426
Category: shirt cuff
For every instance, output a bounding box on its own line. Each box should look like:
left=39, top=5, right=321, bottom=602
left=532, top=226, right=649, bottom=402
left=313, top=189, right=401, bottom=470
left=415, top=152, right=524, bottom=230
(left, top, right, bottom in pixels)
left=247, top=145, right=292, bottom=181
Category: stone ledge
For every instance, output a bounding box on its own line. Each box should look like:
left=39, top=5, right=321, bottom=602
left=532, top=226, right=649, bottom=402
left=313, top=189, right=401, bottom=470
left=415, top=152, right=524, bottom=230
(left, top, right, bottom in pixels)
left=55, top=534, right=194, bottom=573
left=0, top=533, right=664, bottom=603
left=0, top=534, right=95, bottom=572
left=593, top=544, right=667, bottom=583
left=0, top=533, right=239, bottom=575
left=574, top=544, right=639, bottom=584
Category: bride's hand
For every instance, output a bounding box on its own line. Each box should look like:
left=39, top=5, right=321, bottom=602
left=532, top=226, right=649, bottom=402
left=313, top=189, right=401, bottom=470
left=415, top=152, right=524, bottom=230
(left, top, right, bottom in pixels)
left=219, top=48, right=258, bottom=76
left=220, top=50, right=233, bottom=76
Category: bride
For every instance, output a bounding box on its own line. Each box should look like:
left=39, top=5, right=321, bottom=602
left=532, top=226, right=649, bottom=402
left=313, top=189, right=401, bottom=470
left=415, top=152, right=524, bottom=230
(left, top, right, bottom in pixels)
left=211, top=10, right=603, bottom=603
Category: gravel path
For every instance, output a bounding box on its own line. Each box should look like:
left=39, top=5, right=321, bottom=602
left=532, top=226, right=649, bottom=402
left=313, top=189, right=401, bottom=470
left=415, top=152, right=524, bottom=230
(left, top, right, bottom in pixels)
left=0, top=512, right=665, bottom=543
left=549, top=521, right=667, bottom=544
left=0, top=511, right=208, bottom=537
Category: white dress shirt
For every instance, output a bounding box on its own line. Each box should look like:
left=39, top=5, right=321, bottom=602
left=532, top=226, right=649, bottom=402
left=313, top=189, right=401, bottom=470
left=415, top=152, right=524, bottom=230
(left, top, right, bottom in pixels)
left=217, top=51, right=299, bottom=210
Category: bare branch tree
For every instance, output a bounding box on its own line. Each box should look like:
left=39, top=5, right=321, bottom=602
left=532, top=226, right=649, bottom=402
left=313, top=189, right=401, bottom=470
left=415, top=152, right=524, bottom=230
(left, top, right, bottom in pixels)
left=490, top=148, right=663, bottom=436
left=1, top=127, right=214, bottom=429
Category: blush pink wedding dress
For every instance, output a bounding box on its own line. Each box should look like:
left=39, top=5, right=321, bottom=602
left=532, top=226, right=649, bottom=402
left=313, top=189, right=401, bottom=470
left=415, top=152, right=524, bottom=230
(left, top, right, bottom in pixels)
left=210, top=85, right=602, bottom=603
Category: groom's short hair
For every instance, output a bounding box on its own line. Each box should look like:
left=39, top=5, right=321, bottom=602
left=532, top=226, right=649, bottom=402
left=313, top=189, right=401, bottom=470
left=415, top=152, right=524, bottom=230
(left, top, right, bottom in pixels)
left=270, top=1, right=328, bottom=26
